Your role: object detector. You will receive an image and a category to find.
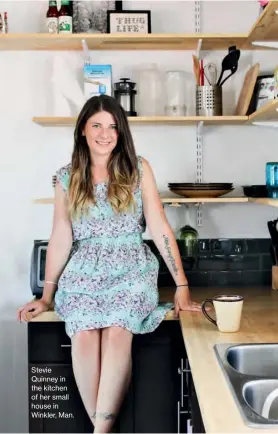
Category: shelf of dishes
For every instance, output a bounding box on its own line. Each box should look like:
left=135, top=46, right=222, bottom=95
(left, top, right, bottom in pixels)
left=0, top=0, right=278, bottom=52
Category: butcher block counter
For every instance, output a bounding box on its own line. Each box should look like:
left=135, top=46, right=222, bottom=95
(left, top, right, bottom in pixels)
left=31, top=285, right=278, bottom=433
left=179, top=286, right=278, bottom=433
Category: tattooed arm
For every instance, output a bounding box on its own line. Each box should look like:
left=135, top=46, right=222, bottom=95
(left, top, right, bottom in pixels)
left=141, top=158, right=188, bottom=286
left=141, top=158, right=202, bottom=315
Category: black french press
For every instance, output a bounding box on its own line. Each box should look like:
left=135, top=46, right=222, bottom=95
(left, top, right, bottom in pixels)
left=114, top=78, right=137, bottom=116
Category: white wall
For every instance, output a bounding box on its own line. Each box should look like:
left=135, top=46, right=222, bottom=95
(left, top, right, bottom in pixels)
left=0, top=1, right=278, bottom=432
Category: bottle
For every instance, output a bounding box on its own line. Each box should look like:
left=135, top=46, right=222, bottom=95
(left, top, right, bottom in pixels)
left=0, top=13, right=3, bottom=33
left=46, top=1, right=58, bottom=33
left=2, top=12, right=8, bottom=33
left=58, top=0, right=72, bottom=34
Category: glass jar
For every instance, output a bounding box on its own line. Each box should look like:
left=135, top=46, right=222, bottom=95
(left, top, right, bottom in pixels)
left=165, top=70, right=186, bottom=116
left=266, top=162, right=278, bottom=187
left=137, top=64, right=164, bottom=116
left=266, top=162, right=278, bottom=198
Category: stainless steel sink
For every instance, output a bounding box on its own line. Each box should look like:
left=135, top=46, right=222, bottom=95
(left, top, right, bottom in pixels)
left=214, top=343, right=278, bottom=427
left=226, top=344, right=278, bottom=377
left=243, top=380, right=278, bottom=421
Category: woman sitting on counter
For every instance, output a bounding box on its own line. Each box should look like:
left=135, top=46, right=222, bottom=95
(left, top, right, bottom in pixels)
left=17, top=95, right=202, bottom=433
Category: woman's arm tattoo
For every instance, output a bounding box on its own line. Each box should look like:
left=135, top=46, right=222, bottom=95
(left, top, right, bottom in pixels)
left=163, top=234, right=178, bottom=275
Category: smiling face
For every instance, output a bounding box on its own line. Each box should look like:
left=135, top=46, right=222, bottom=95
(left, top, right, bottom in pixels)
left=82, top=110, right=119, bottom=159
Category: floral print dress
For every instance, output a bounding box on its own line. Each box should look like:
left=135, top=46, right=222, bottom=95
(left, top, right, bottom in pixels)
left=54, top=156, right=174, bottom=338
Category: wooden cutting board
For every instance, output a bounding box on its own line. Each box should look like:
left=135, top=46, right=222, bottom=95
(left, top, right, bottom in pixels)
left=234, top=63, right=260, bottom=115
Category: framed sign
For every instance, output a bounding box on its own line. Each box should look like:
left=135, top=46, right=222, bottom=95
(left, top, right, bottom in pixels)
left=107, top=10, right=151, bottom=34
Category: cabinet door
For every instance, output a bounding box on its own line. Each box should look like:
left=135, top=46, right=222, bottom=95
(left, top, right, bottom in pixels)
left=131, top=322, right=184, bottom=433
left=187, top=366, right=205, bottom=433
left=29, top=364, right=92, bottom=433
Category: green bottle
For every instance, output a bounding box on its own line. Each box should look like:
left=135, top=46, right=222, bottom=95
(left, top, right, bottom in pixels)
left=179, top=207, right=198, bottom=257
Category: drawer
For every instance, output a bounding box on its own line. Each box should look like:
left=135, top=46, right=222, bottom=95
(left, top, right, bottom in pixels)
left=28, top=322, right=72, bottom=363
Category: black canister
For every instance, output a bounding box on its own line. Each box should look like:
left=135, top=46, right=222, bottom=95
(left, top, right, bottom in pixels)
left=114, top=78, right=137, bottom=116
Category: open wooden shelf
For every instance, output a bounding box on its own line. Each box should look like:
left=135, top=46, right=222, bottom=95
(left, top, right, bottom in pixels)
left=248, top=197, right=278, bottom=207
left=32, top=196, right=249, bottom=205
left=32, top=115, right=248, bottom=127
left=248, top=99, right=278, bottom=123
left=0, top=33, right=249, bottom=51
left=1, top=2, right=278, bottom=51
left=33, top=95, right=278, bottom=126
left=33, top=196, right=278, bottom=207
left=244, top=0, right=278, bottom=48
left=161, top=197, right=249, bottom=204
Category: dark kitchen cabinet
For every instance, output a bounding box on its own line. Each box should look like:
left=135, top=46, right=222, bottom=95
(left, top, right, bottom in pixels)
left=28, top=321, right=204, bottom=433
left=29, top=364, right=92, bottom=433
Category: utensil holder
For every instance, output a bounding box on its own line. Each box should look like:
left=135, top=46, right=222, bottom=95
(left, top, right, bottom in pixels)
left=196, top=85, right=223, bottom=116
left=272, top=266, right=278, bottom=290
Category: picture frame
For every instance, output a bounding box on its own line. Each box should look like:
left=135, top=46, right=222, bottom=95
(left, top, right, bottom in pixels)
left=72, top=1, right=117, bottom=34
left=247, top=73, right=275, bottom=115
left=107, top=10, right=151, bottom=34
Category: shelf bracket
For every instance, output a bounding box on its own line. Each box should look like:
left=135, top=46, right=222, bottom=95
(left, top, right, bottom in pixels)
left=252, top=121, right=278, bottom=129
left=251, top=41, right=278, bottom=49
left=196, top=121, right=204, bottom=227
left=168, top=202, right=182, bottom=207
left=196, top=203, right=203, bottom=227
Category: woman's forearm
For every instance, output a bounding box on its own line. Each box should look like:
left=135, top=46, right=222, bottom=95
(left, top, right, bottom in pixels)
left=151, top=222, right=189, bottom=288
left=42, top=236, right=72, bottom=304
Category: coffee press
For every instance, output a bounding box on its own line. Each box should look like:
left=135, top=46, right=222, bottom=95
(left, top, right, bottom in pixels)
left=114, top=78, right=137, bottom=116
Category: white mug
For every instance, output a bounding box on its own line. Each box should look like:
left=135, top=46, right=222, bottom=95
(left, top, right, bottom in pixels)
left=201, top=295, right=244, bottom=332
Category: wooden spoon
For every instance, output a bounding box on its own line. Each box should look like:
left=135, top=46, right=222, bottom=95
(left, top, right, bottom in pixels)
left=192, top=54, right=200, bottom=85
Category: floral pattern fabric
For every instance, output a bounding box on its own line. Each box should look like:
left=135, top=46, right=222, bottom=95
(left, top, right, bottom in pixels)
left=54, top=156, right=174, bottom=338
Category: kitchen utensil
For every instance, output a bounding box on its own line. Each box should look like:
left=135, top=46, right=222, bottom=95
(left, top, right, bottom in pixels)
left=196, top=85, right=222, bottom=116
left=192, top=54, right=200, bottom=85
left=234, top=63, right=260, bottom=115
left=199, top=59, right=204, bottom=86
left=267, top=220, right=278, bottom=264
left=179, top=207, right=198, bottom=257
left=217, top=47, right=241, bottom=87
left=204, top=63, right=218, bottom=86
left=270, top=244, right=278, bottom=265
left=114, top=78, right=137, bottom=116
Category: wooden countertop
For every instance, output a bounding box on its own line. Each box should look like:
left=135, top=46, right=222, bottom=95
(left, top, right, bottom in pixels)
left=179, top=286, right=278, bottom=433
left=31, top=285, right=278, bottom=432
left=30, top=287, right=177, bottom=322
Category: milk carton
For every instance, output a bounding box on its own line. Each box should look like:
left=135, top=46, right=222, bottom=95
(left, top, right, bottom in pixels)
left=84, top=64, right=112, bottom=100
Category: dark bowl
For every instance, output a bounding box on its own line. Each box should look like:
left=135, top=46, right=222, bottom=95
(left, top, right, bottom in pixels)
left=242, top=185, right=268, bottom=197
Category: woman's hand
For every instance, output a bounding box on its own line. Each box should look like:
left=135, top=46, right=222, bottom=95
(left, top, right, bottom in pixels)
left=17, top=299, right=51, bottom=322
left=174, top=287, right=202, bottom=318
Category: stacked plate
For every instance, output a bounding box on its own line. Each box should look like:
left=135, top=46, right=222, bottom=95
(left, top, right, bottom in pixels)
left=168, top=182, right=234, bottom=198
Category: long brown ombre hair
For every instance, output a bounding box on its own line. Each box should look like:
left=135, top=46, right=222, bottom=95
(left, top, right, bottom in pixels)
left=68, top=95, right=139, bottom=218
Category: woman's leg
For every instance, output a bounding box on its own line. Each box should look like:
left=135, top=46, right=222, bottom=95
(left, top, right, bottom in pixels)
left=93, top=326, right=133, bottom=433
left=71, top=329, right=101, bottom=428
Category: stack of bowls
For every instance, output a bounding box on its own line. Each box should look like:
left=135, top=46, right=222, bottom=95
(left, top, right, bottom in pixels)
left=168, top=182, right=234, bottom=198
